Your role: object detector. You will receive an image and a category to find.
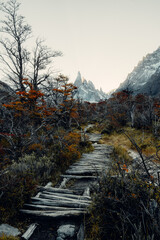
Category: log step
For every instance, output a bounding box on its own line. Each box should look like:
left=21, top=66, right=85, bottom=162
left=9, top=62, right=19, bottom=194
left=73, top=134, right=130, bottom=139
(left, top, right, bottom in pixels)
left=61, top=175, right=99, bottom=179
left=31, top=197, right=90, bottom=208
left=38, top=193, right=91, bottom=204
left=42, top=191, right=91, bottom=200
left=37, top=186, right=74, bottom=194
left=20, top=209, right=87, bottom=218
left=24, top=204, right=86, bottom=211
left=65, top=169, right=101, bottom=175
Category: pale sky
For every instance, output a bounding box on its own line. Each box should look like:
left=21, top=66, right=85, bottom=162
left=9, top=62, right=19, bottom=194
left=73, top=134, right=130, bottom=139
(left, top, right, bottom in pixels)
left=2, top=0, right=160, bottom=92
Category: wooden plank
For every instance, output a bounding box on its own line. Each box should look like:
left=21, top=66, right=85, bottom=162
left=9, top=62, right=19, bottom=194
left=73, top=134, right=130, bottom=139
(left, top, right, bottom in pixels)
left=70, top=163, right=106, bottom=167
left=69, top=166, right=103, bottom=170
left=68, top=168, right=103, bottom=173
left=59, top=177, right=68, bottom=188
left=39, top=193, right=91, bottom=204
left=65, top=170, right=101, bottom=174
left=83, top=187, right=90, bottom=197
left=37, top=186, right=74, bottom=194
left=31, top=197, right=90, bottom=208
left=31, top=201, right=89, bottom=208
left=74, top=160, right=109, bottom=164
left=79, top=160, right=109, bottom=163
left=42, top=191, right=91, bottom=200
left=61, top=175, right=99, bottom=179
left=24, top=204, right=86, bottom=211
left=20, top=209, right=87, bottom=218
left=45, top=182, right=52, bottom=188
left=22, top=223, right=38, bottom=240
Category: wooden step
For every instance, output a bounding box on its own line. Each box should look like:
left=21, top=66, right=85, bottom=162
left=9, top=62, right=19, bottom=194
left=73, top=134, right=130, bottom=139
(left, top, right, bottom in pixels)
left=31, top=197, right=90, bottom=208
left=24, top=204, right=86, bottom=211
left=20, top=209, right=87, bottom=218
left=37, top=186, right=74, bottom=194
left=41, top=191, right=91, bottom=201
left=61, top=175, right=99, bottom=179
left=38, top=193, right=91, bottom=204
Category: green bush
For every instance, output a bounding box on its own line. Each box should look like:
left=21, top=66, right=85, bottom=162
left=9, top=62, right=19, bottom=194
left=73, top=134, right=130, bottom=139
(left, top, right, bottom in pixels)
left=10, top=153, right=55, bottom=182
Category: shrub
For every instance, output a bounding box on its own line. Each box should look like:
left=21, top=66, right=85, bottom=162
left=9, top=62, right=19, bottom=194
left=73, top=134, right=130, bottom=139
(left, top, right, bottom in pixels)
left=0, top=153, right=56, bottom=222
left=0, top=171, right=37, bottom=223
left=10, top=153, right=55, bottom=182
left=58, top=131, right=81, bottom=164
left=86, top=174, right=160, bottom=240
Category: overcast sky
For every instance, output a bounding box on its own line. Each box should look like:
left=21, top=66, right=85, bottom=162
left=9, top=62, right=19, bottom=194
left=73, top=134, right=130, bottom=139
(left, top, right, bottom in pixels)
left=2, top=0, right=160, bottom=92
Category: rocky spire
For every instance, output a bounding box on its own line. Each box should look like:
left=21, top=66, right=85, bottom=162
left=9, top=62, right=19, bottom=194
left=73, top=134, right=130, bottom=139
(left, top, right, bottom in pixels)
left=74, top=71, right=82, bottom=87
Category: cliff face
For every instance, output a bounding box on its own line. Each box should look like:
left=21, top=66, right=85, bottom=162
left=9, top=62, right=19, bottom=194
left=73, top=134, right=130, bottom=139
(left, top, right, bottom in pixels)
left=117, top=47, right=160, bottom=96
left=74, top=72, right=108, bottom=102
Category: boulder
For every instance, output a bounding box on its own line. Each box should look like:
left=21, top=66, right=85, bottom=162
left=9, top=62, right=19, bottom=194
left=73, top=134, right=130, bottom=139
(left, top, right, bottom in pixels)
left=57, top=224, right=75, bottom=239
left=0, top=224, right=21, bottom=237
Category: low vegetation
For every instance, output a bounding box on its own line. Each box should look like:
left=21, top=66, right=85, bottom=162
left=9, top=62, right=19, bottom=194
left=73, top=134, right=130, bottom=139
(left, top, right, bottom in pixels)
left=86, top=173, right=160, bottom=240
left=86, top=123, right=160, bottom=239
left=0, top=77, right=92, bottom=227
left=101, top=126, right=160, bottom=159
left=85, top=93, right=160, bottom=239
left=1, top=1, right=160, bottom=238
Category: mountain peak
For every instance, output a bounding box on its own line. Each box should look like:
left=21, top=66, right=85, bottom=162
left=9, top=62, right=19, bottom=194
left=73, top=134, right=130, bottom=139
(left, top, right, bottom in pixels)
left=74, top=72, right=108, bottom=102
left=74, top=71, right=83, bottom=87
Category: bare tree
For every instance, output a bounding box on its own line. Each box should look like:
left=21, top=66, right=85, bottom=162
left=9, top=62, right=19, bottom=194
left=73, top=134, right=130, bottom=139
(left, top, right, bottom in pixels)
left=0, top=0, right=31, bottom=91
left=28, top=39, right=62, bottom=90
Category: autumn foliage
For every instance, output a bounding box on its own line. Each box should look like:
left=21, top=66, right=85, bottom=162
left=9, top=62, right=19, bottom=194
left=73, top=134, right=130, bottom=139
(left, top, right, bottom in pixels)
left=0, top=76, right=83, bottom=223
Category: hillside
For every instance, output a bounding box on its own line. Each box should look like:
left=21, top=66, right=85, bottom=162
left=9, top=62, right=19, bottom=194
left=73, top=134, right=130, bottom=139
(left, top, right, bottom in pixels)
left=117, top=46, right=160, bottom=96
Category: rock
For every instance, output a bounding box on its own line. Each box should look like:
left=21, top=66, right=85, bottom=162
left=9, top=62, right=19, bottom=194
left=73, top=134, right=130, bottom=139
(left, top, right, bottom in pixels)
left=57, top=224, right=75, bottom=239
left=0, top=224, right=21, bottom=237
left=56, top=237, right=63, bottom=240
left=74, top=72, right=108, bottom=102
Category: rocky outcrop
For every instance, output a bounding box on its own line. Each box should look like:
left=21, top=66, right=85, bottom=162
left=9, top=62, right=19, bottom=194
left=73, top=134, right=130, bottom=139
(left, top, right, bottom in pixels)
left=74, top=72, right=108, bottom=102
left=117, top=46, right=160, bottom=96
left=0, top=224, right=21, bottom=237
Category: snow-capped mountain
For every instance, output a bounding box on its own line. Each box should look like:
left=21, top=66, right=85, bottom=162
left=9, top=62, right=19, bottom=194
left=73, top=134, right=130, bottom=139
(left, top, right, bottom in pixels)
left=74, top=72, right=108, bottom=102
left=117, top=46, right=160, bottom=96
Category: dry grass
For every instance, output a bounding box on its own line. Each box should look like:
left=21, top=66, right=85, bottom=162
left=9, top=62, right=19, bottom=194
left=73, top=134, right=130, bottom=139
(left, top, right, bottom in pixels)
left=101, top=130, right=131, bottom=149
left=101, top=127, right=160, bottom=159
